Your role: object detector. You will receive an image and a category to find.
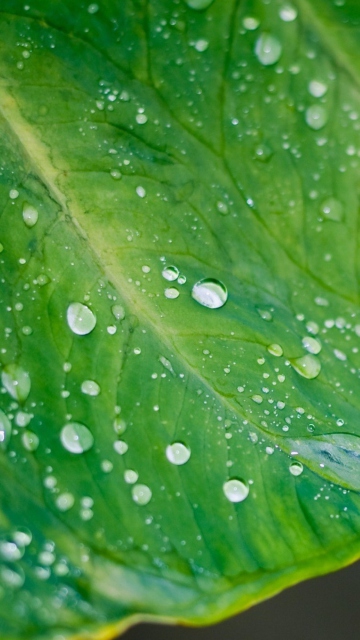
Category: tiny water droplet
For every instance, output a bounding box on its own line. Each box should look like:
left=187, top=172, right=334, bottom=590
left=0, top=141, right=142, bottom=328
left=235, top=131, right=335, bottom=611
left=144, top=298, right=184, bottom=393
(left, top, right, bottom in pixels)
left=166, top=442, right=191, bottom=465
left=22, top=203, right=38, bottom=227
left=81, top=380, right=100, bottom=396
left=223, top=478, right=249, bottom=503
left=267, top=343, right=283, bottom=357
left=60, top=423, right=94, bottom=454
left=67, top=303, right=96, bottom=336
left=289, top=461, right=303, bottom=476
left=164, top=287, right=179, bottom=299
left=162, top=265, right=179, bottom=281
left=132, top=483, right=152, bottom=505
left=22, top=430, right=39, bottom=452
left=1, top=364, right=31, bottom=402
left=254, top=143, right=273, bottom=162
left=257, top=307, right=273, bottom=321
left=0, top=410, right=11, bottom=449
left=302, top=336, right=321, bottom=354
left=255, top=34, right=282, bottom=66
left=216, top=201, right=229, bottom=215
left=305, top=105, right=328, bottom=130
left=192, top=278, right=228, bottom=309
left=320, top=197, right=343, bottom=222
left=291, top=354, right=321, bottom=379
left=185, top=0, right=214, bottom=9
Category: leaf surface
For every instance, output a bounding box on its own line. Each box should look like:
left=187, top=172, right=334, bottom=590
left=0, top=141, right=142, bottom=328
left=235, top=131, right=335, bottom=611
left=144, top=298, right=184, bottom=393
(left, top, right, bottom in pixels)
left=1, top=1, right=360, bottom=638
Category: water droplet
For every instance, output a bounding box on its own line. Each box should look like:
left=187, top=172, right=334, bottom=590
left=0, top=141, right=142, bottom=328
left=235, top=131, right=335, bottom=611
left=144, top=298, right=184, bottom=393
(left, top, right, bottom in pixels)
left=0, top=564, right=24, bottom=588
left=255, top=34, right=282, bottom=66
left=0, top=540, right=23, bottom=562
left=267, top=343, right=283, bottom=357
left=162, top=265, right=179, bottom=281
left=56, top=493, right=75, bottom=512
left=320, top=197, right=343, bottom=222
left=254, top=143, right=273, bottom=162
left=136, top=186, right=146, bottom=198
left=164, top=287, right=179, bottom=299
left=306, top=321, right=319, bottom=335
left=87, top=3, right=99, bottom=14
left=67, top=303, right=96, bottom=336
left=112, top=304, right=125, bottom=321
left=136, top=113, right=148, bottom=124
left=114, top=440, right=128, bottom=455
left=242, top=16, right=260, bottom=30
left=302, top=336, right=322, bottom=354
left=22, top=430, right=39, bottom=452
left=60, top=423, right=94, bottom=454
left=192, top=278, right=227, bottom=309
left=289, top=461, right=303, bottom=476
left=185, top=0, right=214, bottom=9
left=81, top=380, right=100, bottom=396
left=251, top=394, right=263, bottom=404
left=0, top=410, right=11, bottom=449
left=334, top=348, right=347, bottom=361
left=178, top=274, right=187, bottom=285
left=279, top=4, right=297, bottom=21
left=12, top=528, right=32, bottom=547
left=132, top=484, right=152, bottom=505
left=113, top=417, right=127, bottom=435
left=166, top=442, right=191, bottom=465
left=257, top=307, right=273, bottom=321
left=1, top=364, right=31, bottom=402
left=124, top=469, right=139, bottom=484
left=305, top=105, right=328, bottom=130
left=291, top=354, right=321, bottom=379
left=110, top=169, right=122, bottom=180
left=223, top=478, right=249, bottom=503
left=216, top=201, right=228, bottom=215
left=194, top=38, right=209, bottom=52
left=9, top=189, right=19, bottom=200
left=22, top=203, right=38, bottom=227
left=308, top=80, right=328, bottom=98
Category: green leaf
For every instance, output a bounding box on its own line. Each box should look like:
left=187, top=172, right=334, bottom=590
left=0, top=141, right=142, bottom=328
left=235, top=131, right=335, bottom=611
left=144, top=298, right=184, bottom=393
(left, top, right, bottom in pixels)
left=1, top=1, right=360, bottom=638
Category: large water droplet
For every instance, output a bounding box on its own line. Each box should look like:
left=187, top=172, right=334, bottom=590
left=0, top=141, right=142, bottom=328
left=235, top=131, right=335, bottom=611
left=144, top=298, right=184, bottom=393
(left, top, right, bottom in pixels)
left=289, top=461, right=303, bottom=476
left=185, top=0, right=214, bottom=9
left=255, top=34, right=282, bottom=66
left=81, top=380, right=100, bottom=396
left=22, top=430, right=39, bottom=452
left=60, top=423, right=94, bottom=454
left=132, top=483, right=152, bottom=505
left=1, top=364, right=31, bottom=402
left=192, top=278, right=228, bottom=309
left=22, top=203, right=39, bottom=228
left=162, top=265, right=179, bottom=281
left=0, top=410, right=11, bottom=449
left=291, top=354, right=321, bottom=379
left=305, top=105, right=328, bottom=130
left=223, top=478, right=249, bottom=503
left=302, top=336, right=321, bottom=354
left=166, top=442, right=191, bottom=466
left=320, top=197, right=343, bottom=222
left=67, top=303, right=96, bottom=336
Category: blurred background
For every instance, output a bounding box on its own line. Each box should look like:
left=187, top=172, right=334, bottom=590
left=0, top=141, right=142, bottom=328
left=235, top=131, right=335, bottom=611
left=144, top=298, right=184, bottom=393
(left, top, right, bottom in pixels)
left=122, top=560, right=360, bottom=639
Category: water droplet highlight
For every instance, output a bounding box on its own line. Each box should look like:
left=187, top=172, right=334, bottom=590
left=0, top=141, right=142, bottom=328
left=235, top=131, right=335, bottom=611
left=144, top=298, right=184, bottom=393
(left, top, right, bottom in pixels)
left=267, top=344, right=283, bottom=357
left=308, top=80, right=328, bottom=98
left=305, top=105, right=328, bottom=130
left=132, top=484, right=152, bottom=505
left=162, top=265, right=179, bottom=281
left=192, top=278, right=228, bottom=309
left=164, top=287, right=179, bottom=300
left=81, top=380, right=100, bottom=396
left=320, top=197, right=343, bottom=222
left=60, top=423, right=94, bottom=454
left=255, top=34, right=282, bottom=66
left=223, top=479, right=249, bottom=503
left=22, top=203, right=38, bottom=228
left=289, top=461, right=303, bottom=476
left=166, top=442, right=191, bottom=466
left=22, top=430, right=39, bottom=452
left=67, top=303, right=96, bottom=336
left=1, top=364, right=31, bottom=402
left=302, top=336, right=321, bottom=354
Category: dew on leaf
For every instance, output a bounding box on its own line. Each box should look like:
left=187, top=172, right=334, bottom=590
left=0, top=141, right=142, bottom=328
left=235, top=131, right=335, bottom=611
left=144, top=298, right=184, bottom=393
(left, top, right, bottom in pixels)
left=308, top=80, right=328, bottom=98
left=81, top=380, right=100, bottom=396
left=320, top=197, right=343, bottom=222
left=306, top=321, right=319, bottom=335
left=9, top=189, right=19, bottom=200
left=113, top=417, right=127, bottom=435
left=305, top=105, right=328, bottom=130
left=12, top=528, right=32, bottom=547
left=1, top=364, right=31, bottom=402
left=124, top=469, right=139, bottom=484
left=164, top=287, right=179, bottom=299
left=136, top=113, right=148, bottom=124
left=289, top=461, right=303, bottom=476
left=184, top=0, right=214, bottom=9
left=112, top=304, right=125, bottom=321
left=290, top=354, right=321, bottom=379
left=0, top=539, right=23, bottom=562
left=242, top=16, right=260, bottom=30
left=279, top=4, right=297, bottom=21
left=255, top=34, right=282, bottom=66
left=223, top=479, right=249, bottom=503
left=0, top=564, right=24, bottom=589
left=132, top=484, right=152, bottom=505
left=60, top=423, right=94, bottom=454
left=22, top=430, right=39, bottom=452
left=67, top=303, right=96, bottom=336
left=22, top=203, right=38, bottom=227
left=166, top=442, right=191, bottom=465
left=267, top=343, right=283, bottom=357
left=162, top=265, right=179, bottom=281
left=194, top=39, right=209, bottom=52
left=87, top=4, right=99, bottom=14
left=217, top=201, right=228, bottom=215
left=56, top=493, right=75, bottom=512
left=0, top=410, right=11, bottom=449
left=257, top=307, right=273, bottom=321
left=136, top=186, right=146, bottom=198
left=114, top=440, right=128, bottom=455
left=192, top=278, right=228, bottom=309
left=302, top=336, right=322, bottom=354
left=110, top=170, right=122, bottom=180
